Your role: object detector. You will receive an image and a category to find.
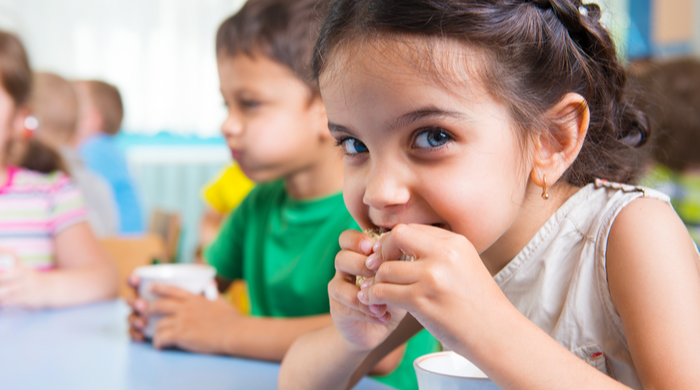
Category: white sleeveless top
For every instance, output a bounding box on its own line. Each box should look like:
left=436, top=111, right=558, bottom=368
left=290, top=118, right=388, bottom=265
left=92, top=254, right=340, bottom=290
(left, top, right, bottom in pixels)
left=494, top=180, right=671, bottom=389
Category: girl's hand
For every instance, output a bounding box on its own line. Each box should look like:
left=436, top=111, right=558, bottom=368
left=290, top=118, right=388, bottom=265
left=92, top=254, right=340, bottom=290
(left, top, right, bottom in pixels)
left=328, top=230, right=407, bottom=352
left=131, top=283, right=241, bottom=354
left=358, top=224, right=508, bottom=352
left=0, top=251, right=47, bottom=309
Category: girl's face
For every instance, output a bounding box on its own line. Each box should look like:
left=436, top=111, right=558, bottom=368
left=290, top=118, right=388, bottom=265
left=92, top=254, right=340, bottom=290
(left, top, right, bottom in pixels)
left=321, top=40, right=537, bottom=262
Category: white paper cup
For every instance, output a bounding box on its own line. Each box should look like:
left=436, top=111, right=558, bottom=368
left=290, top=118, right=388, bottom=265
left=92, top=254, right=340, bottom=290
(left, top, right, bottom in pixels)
left=414, top=351, right=501, bottom=390
left=133, top=264, right=218, bottom=339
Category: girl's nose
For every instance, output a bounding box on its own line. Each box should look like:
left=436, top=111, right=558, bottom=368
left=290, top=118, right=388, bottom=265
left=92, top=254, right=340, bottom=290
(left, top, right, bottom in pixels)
left=220, top=111, right=243, bottom=137
left=362, top=163, right=411, bottom=210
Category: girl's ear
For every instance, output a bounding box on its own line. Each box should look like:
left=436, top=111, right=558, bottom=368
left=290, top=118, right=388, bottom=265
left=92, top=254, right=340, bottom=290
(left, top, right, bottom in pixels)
left=531, top=93, right=590, bottom=187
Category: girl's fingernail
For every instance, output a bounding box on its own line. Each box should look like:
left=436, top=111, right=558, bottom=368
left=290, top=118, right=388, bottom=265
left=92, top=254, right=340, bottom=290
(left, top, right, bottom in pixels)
left=361, top=279, right=371, bottom=290
left=369, top=304, right=379, bottom=315
left=360, top=240, right=373, bottom=254
left=357, top=290, right=364, bottom=302
left=373, top=240, right=381, bottom=253
left=378, top=313, right=389, bottom=323
left=366, top=253, right=377, bottom=269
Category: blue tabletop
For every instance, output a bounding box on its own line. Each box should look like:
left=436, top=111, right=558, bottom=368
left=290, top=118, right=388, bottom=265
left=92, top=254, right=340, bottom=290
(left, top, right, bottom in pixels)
left=0, top=300, right=394, bottom=390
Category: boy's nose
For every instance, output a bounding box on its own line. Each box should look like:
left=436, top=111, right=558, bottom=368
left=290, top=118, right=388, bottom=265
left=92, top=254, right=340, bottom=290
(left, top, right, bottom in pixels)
left=362, top=163, right=411, bottom=210
left=220, top=113, right=243, bottom=137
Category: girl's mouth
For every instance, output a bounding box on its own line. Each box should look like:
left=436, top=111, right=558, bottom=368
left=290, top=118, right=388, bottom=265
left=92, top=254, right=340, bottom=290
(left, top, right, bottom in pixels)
left=370, top=222, right=448, bottom=234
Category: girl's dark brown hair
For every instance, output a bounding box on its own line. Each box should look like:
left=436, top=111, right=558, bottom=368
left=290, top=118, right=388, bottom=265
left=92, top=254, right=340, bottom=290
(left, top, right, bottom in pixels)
left=0, top=30, right=65, bottom=174
left=312, top=0, right=650, bottom=186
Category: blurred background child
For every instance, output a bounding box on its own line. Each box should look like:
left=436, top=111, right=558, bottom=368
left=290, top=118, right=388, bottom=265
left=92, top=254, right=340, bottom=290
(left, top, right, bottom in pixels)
left=0, top=30, right=117, bottom=308
left=73, top=80, right=144, bottom=234
left=30, top=72, right=119, bottom=237
left=637, top=58, right=700, bottom=246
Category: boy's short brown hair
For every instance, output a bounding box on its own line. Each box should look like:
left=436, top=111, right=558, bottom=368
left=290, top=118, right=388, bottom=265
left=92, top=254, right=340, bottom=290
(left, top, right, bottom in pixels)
left=215, top=0, right=327, bottom=96
left=638, top=58, right=700, bottom=172
left=75, top=80, right=124, bottom=136
left=32, top=72, right=78, bottom=143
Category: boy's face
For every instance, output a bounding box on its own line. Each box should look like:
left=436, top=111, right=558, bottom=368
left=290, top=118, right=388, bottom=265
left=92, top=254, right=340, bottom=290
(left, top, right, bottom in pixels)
left=217, top=53, right=328, bottom=183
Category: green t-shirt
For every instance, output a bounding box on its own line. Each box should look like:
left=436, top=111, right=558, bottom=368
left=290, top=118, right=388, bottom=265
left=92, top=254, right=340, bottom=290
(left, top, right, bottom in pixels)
left=206, top=180, right=358, bottom=317
left=205, top=179, right=440, bottom=389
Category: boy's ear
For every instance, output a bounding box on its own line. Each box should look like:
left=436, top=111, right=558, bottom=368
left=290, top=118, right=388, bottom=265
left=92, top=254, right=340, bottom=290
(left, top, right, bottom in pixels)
left=531, top=92, right=590, bottom=186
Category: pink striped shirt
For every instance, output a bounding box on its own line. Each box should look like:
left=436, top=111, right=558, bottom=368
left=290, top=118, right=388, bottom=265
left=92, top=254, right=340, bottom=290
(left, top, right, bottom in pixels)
left=0, top=167, right=88, bottom=269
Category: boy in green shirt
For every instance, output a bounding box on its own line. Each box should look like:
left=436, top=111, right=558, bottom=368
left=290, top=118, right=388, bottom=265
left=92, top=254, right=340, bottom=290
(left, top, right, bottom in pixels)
left=128, top=0, right=439, bottom=387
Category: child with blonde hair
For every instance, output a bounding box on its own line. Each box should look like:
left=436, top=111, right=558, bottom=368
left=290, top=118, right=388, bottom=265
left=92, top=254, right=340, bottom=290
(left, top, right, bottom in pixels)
left=0, top=30, right=117, bottom=308
left=280, top=1, right=700, bottom=389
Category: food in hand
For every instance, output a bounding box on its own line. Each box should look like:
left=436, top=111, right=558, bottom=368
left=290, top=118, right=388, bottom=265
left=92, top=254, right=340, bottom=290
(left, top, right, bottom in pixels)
left=356, top=228, right=413, bottom=287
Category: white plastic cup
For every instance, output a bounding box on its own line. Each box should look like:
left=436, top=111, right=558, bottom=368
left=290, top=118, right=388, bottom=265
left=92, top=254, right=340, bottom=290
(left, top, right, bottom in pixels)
left=414, top=351, right=501, bottom=390
left=133, top=264, right=218, bottom=339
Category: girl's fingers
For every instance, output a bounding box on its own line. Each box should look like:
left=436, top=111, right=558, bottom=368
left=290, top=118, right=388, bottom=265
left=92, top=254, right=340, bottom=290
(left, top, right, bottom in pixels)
left=329, top=274, right=376, bottom=317
left=339, top=229, right=375, bottom=255
left=373, top=258, right=424, bottom=286
left=335, top=249, right=375, bottom=278
left=358, top=282, right=416, bottom=311
left=330, top=298, right=390, bottom=325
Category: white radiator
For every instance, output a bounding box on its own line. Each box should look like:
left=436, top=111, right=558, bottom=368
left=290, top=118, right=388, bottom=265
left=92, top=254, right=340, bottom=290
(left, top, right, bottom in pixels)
left=126, top=145, right=231, bottom=263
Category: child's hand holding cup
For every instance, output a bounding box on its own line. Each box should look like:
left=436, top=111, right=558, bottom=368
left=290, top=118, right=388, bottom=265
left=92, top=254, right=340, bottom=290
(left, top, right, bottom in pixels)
left=131, top=264, right=218, bottom=339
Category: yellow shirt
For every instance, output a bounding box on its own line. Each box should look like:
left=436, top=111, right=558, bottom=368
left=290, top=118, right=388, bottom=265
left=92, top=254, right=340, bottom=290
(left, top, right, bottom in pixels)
left=201, top=164, right=255, bottom=214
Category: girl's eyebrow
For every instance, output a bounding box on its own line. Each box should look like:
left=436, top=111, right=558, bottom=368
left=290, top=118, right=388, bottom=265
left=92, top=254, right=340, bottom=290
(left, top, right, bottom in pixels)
left=390, top=108, right=468, bottom=131
left=328, top=122, right=355, bottom=136
left=328, top=107, right=468, bottom=136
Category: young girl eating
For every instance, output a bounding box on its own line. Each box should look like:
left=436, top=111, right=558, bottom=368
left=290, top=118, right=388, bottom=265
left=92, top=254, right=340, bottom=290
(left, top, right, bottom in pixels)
left=0, top=30, right=117, bottom=308
left=279, top=1, right=700, bottom=389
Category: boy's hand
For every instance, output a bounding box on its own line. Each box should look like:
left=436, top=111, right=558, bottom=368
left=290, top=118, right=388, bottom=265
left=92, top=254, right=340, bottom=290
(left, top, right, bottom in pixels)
left=357, top=224, right=508, bottom=352
left=328, top=230, right=407, bottom=352
left=130, top=283, right=240, bottom=355
left=0, top=251, right=47, bottom=309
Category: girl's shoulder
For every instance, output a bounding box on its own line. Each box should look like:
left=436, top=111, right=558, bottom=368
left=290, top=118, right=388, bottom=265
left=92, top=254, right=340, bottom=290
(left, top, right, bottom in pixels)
left=7, top=168, right=75, bottom=195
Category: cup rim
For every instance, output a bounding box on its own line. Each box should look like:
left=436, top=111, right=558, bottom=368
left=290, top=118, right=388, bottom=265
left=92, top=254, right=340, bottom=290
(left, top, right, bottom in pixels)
left=413, top=351, right=491, bottom=381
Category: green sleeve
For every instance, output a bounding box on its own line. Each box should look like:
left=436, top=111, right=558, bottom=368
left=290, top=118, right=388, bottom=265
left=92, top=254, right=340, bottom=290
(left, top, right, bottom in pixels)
left=204, top=193, right=250, bottom=281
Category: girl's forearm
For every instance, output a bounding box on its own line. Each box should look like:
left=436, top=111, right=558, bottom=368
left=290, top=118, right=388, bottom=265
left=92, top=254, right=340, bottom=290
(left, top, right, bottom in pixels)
left=223, top=314, right=334, bottom=361
left=279, top=324, right=372, bottom=390
left=42, top=261, right=118, bottom=308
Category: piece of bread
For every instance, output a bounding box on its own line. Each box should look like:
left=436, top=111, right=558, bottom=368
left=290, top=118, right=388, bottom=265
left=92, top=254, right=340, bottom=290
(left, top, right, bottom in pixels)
left=356, top=228, right=413, bottom=288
